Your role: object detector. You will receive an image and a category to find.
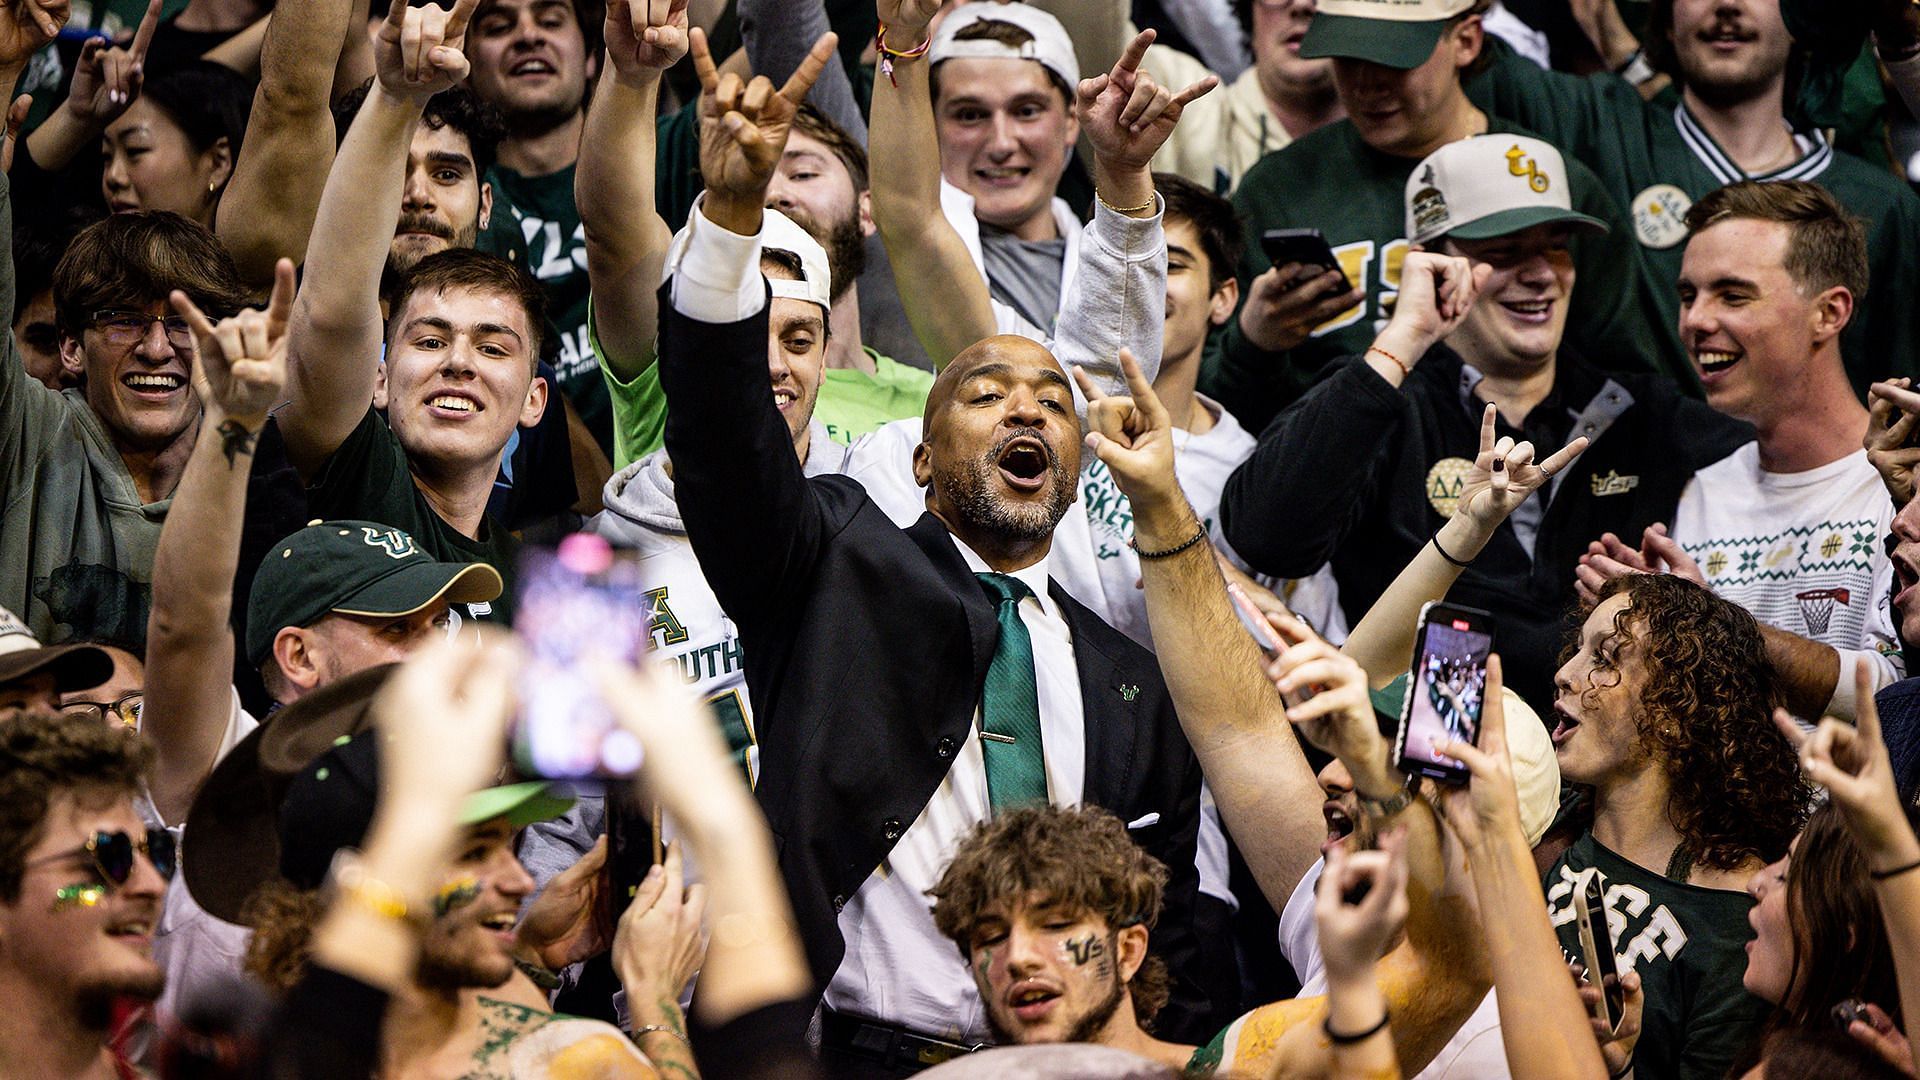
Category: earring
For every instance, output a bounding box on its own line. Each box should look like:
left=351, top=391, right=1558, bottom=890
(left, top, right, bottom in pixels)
left=208, top=180, right=218, bottom=193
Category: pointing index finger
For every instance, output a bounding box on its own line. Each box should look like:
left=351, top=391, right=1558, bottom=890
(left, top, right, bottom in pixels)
left=689, top=25, right=719, bottom=94
left=1111, top=28, right=1153, bottom=79
left=168, top=289, right=217, bottom=343
left=779, top=30, right=838, bottom=104
left=265, top=258, right=297, bottom=338
left=129, top=0, right=160, bottom=58
left=1070, top=363, right=1108, bottom=402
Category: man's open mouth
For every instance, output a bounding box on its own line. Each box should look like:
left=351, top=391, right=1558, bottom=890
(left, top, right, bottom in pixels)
left=1501, top=298, right=1554, bottom=323
left=123, top=372, right=185, bottom=394
left=1323, top=803, right=1354, bottom=852
left=1008, top=983, right=1061, bottom=1020
left=427, top=392, right=482, bottom=415
left=510, top=58, right=557, bottom=76
left=996, top=437, right=1052, bottom=492
left=1696, top=349, right=1741, bottom=376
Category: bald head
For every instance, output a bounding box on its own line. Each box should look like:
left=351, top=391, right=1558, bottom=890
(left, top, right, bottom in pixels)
left=925, top=335, right=1073, bottom=430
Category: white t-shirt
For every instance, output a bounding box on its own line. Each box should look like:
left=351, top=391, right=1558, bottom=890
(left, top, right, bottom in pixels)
left=1672, top=444, right=1902, bottom=716
left=1278, top=860, right=1511, bottom=1080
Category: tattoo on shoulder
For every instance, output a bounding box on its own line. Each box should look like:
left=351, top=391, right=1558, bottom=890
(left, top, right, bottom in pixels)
left=215, top=419, right=257, bottom=467
left=468, top=996, right=555, bottom=1075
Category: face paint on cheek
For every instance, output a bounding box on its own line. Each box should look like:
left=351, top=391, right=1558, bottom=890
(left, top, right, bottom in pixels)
left=433, top=875, right=481, bottom=917
left=1062, top=934, right=1105, bottom=966
left=54, top=883, right=106, bottom=910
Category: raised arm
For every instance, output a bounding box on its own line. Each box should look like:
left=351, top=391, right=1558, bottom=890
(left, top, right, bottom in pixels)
left=280, top=0, right=476, bottom=479
left=213, top=0, right=359, bottom=286
left=143, top=261, right=296, bottom=826
left=738, top=0, right=866, bottom=142
left=578, top=0, right=685, bottom=386
left=865, top=0, right=995, bottom=368
left=24, top=0, right=157, bottom=172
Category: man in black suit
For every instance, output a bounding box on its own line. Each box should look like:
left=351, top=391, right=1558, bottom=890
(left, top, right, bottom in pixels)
left=657, top=27, right=1210, bottom=1073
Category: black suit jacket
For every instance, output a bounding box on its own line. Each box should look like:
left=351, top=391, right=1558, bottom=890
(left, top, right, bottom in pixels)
left=657, top=287, right=1209, bottom=1041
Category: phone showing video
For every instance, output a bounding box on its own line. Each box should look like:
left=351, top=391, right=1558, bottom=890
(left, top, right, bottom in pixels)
left=1573, top=867, right=1625, bottom=1033
left=1393, top=602, right=1493, bottom=785
left=513, top=533, right=650, bottom=778
left=1260, top=228, right=1351, bottom=293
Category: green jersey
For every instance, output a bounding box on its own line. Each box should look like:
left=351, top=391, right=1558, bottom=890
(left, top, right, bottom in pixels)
left=1468, top=39, right=1920, bottom=396
left=1545, top=834, right=1769, bottom=1080
left=479, top=164, right=605, bottom=456
left=1202, top=116, right=1685, bottom=433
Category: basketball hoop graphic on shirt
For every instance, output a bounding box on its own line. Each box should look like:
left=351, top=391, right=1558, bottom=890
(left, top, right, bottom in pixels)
left=1796, top=588, right=1851, bottom=637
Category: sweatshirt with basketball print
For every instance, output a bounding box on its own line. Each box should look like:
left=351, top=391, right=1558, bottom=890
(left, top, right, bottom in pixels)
left=1467, top=39, right=1920, bottom=396
left=1670, top=444, right=1902, bottom=715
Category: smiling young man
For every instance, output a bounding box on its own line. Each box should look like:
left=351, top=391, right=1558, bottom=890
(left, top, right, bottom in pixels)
left=1578, top=180, right=1902, bottom=722
left=282, top=0, right=545, bottom=622
left=1221, top=134, right=1748, bottom=709
left=1468, top=0, right=1920, bottom=395
left=0, top=710, right=170, bottom=1080
left=1205, top=0, right=1680, bottom=433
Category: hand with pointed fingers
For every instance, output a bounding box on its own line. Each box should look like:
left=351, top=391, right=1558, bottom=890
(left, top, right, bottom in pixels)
left=1376, top=250, right=1490, bottom=360
left=1076, top=29, right=1217, bottom=175
left=1844, top=1001, right=1918, bottom=1077
left=372, top=0, right=478, bottom=101
left=0, top=0, right=65, bottom=69
left=1571, top=963, right=1644, bottom=1070
left=515, top=835, right=612, bottom=971
left=1635, top=523, right=1702, bottom=583
left=1868, top=379, right=1920, bottom=507
left=63, top=0, right=157, bottom=126
left=1316, top=826, right=1411, bottom=983
left=173, top=258, right=295, bottom=426
left=1431, top=655, right=1524, bottom=851
left=1266, top=613, right=1393, bottom=787
left=612, top=840, right=710, bottom=1004
left=1773, top=658, right=1920, bottom=867
left=606, top=0, right=689, bottom=82
left=1238, top=262, right=1365, bottom=354
left=690, top=26, right=836, bottom=209
left=1454, top=402, right=1589, bottom=536
left=372, top=631, right=519, bottom=812
left=1073, top=348, right=1182, bottom=511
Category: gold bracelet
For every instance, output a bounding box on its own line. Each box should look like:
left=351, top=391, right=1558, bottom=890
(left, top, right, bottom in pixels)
left=1094, top=189, right=1156, bottom=216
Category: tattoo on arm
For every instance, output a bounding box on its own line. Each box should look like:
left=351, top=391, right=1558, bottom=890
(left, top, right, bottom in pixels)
left=216, top=419, right=259, bottom=467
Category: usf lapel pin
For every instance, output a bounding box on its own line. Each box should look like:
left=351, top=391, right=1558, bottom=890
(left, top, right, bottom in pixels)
left=1118, top=684, right=1140, bottom=701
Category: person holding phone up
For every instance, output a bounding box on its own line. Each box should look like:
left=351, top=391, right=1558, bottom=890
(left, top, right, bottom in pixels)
left=1220, top=133, right=1750, bottom=712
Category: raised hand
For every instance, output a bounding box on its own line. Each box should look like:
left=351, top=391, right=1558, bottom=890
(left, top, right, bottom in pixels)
left=1075, top=29, right=1217, bottom=175
left=1774, top=658, right=1920, bottom=867
left=1315, top=827, right=1411, bottom=983
left=1074, top=348, right=1180, bottom=509
left=0, top=0, right=65, bottom=71
left=372, top=0, right=478, bottom=100
left=1266, top=612, right=1393, bottom=783
left=1867, top=379, right=1920, bottom=507
left=597, top=647, right=757, bottom=836
left=173, top=258, right=295, bottom=426
left=63, top=0, right=158, bottom=126
left=690, top=26, right=835, bottom=214
left=1453, top=402, right=1588, bottom=534
left=605, top=0, right=689, bottom=82
left=371, top=631, right=518, bottom=814
left=612, top=840, right=708, bottom=1004
left=875, top=0, right=942, bottom=40
left=1373, top=250, right=1490, bottom=362
left=1432, top=654, right=1524, bottom=850
left=515, top=835, right=611, bottom=970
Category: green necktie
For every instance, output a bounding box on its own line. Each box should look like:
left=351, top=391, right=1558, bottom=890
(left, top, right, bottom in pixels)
left=976, top=572, right=1047, bottom=810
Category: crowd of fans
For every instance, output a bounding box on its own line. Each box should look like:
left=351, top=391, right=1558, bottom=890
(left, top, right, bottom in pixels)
left=11, top=0, right=1920, bottom=1076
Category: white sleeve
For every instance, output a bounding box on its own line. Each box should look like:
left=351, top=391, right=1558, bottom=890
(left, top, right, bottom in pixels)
left=1054, top=195, right=1168, bottom=408
left=665, top=194, right=768, bottom=323
left=1275, top=859, right=1327, bottom=993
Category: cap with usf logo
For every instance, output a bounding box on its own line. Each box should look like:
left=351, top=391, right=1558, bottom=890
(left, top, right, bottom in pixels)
left=1403, top=134, right=1610, bottom=246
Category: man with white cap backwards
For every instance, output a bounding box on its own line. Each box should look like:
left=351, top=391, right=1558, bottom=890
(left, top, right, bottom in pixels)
left=1204, top=0, right=1684, bottom=436
left=1219, top=134, right=1751, bottom=713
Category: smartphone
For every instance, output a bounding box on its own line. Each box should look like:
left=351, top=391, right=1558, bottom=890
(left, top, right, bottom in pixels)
left=603, top=788, right=656, bottom=916
left=1228, top=583, right=1315, bottom=708
left=512, top=533, right=651, bottom=778
left=1573, top=867, right=1625, bottom=1033
left=1393, top=602, right=1493, bottom=784
left=1260, top=228, right=1351, bottom=292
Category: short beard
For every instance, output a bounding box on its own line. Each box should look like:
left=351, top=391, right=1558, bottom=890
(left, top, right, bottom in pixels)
left=76, top=968, right=165, bottom=1028
left=415, top=932, right=514, bottom=992
left=984, top=958, right=1126, bottom=1046
left=936, top=432, right=1074, bottom=544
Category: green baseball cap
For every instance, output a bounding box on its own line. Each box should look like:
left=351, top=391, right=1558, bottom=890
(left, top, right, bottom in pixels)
left=1300, top=0, right=1481, bottom=70
left=244, top=520, right=503, bottom=667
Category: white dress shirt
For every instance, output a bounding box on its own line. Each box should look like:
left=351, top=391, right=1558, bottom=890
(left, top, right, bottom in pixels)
left=822, top=539, right=1087, bottom=1041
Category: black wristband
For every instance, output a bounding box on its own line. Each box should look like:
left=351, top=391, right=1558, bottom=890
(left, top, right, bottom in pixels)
left=1609, top=1055, right=1635, bottom=1080
left=1870, top=856, right=1920, bottom=881
left=1431, top=534, right=1473, bottom=568
left=1132, top=525, right=1207, bottom=560
left=1323, top=1010, right=1390, bottom=1045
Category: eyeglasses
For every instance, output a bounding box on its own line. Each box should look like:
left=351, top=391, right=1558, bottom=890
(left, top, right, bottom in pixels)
left=28, top=828, right=177, bottom=884
left=60, top=690, right=143, bottom=728
left=91, top=309, right=194, bottom=348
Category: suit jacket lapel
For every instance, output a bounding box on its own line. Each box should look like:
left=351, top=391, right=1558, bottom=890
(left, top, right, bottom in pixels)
left=906, top=513, right=998, bottom=685
left=1051, top=581, right=1138, bottom=810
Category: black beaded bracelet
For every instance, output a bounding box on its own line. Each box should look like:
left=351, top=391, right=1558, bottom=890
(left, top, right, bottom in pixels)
left=1323, top=1010, right=1390, bottom=1045
left=1132, top=525, right=1207, bottom=560
left=1430, top=534, right=1473, bottom=568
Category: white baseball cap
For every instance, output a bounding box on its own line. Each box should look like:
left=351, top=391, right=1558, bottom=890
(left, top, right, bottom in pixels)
left=666, top=202, right=833, bottom=314
left=1405, top=134, right=1609, bottom=246
left=929, top=2, right=1080, bottom=90
left=1301, top=0, right=1480, bottom=69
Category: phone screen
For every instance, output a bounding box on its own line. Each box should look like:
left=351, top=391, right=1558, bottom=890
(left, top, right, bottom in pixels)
left=1395, top=606, right=1492, bottom=783
left=513, top=534, right=650, bottom=778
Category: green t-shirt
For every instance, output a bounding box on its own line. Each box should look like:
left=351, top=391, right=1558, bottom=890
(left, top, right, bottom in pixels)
left=1466, top=39, right=1920, bottom=398
left=306, top=409, right=518, bottom=625
left=479, top=163, right=604, bottom=457
left=1545, top=834, right=1769, bottom=1080
left=1202, top=115, right=1685, bottom=434
left=591, top=302, right=932, bottom=469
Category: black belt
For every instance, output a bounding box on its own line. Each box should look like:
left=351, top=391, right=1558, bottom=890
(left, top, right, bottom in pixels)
left=818, top=1007, right=984, bottom=1071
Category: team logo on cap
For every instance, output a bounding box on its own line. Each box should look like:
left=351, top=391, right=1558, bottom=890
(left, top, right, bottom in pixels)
left=1504, top=145, right=1549, bottom=194
left=1631, top=184, right=1691, bottom=249
left=1411, top=165, right=1449, bottom=236
left=360, top=527, right=418, bottom=560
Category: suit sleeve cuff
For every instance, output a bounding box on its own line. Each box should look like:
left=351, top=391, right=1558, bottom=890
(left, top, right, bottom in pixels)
left=667, top=193, right=767, bottom=323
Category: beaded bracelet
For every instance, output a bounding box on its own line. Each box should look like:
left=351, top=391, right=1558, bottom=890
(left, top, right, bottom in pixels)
left=1366, top=345, right=1411, bottom=379
left=876, top=23, right=930, bottom=87
left=1132, top=525, right=1207, bottom=560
